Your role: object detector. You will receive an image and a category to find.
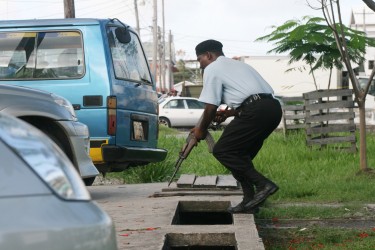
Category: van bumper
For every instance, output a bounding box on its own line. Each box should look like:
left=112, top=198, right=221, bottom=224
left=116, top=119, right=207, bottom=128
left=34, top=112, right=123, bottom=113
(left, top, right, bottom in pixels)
left=102, top=145, right=167, bottom=163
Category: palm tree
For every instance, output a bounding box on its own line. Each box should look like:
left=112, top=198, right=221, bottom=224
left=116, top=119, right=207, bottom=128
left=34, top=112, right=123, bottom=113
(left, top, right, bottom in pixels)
left=256, top=16, right=375, bottom=90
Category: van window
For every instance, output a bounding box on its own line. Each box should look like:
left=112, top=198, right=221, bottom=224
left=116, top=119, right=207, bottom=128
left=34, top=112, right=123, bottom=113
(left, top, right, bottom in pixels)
left=107, top=26, right=152, bottom=84
left=0, top=31, right=84, bottom=80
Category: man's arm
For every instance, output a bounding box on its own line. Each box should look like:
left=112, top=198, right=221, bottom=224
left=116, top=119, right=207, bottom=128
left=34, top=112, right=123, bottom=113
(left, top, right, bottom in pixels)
left=191, top=103, right=217, bottom=141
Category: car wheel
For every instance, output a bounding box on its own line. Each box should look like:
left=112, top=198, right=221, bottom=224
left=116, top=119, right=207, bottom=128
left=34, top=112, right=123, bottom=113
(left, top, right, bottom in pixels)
left=159, top=117, right=171, bottom=127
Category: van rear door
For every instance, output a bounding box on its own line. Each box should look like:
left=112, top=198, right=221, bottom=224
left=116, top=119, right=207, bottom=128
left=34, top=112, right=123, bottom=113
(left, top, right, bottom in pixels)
left=105, top=25, right=160, bottom=150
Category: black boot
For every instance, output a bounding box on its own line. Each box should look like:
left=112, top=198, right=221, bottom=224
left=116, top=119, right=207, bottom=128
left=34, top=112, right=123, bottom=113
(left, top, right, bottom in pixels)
left=243, top=180, right=279, bottom=210
left=227, top=198, right=260, bottom=214
left=228, top=181, right=259, bottom=214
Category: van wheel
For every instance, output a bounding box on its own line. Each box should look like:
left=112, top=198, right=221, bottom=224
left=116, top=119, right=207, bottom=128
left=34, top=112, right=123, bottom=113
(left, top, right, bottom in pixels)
left=83, top=177, right=96, bottom=186
left=159, top=117, right=171, bottom=127
left=44, top=131, right=67, bottom=155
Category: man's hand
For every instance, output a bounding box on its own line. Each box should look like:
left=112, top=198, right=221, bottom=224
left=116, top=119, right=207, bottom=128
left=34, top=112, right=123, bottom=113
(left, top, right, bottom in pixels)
left=191, top=127, right=207, bottom=142
left=214, top=109, right=237, bottom=123
left=214, top=110, right=228, bottom=124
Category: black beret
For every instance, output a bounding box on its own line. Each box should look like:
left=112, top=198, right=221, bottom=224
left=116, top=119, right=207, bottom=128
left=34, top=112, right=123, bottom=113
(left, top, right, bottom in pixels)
left=195, top=39, right=223, bottom=56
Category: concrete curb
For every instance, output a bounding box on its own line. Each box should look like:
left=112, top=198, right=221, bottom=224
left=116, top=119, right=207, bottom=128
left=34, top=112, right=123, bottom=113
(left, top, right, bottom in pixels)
left=88, top=182, right=264, bottom=250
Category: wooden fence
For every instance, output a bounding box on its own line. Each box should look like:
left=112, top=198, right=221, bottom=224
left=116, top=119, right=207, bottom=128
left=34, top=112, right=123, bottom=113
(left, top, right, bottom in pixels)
left=303, top=89, right=357, bottom=152
left=281, top=96, right=305, bottom=135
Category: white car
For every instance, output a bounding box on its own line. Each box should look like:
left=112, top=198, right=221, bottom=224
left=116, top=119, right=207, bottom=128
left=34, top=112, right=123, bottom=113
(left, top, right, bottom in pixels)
left=158, top=97, right=233, bottom=128
left=0, top=112, right=117, bottom=250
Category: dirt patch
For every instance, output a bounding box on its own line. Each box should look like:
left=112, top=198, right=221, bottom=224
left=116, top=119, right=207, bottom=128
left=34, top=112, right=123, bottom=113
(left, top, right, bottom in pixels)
left=255, top=203, right=375, bottom=249
left=256, top=218, right=375, bottom=230
left=92, top=175, right=124, bottom=186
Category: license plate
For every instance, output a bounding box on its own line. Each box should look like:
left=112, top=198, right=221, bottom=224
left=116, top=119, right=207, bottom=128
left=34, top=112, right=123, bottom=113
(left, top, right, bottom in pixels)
left=133, top=121, right=145, bottom=141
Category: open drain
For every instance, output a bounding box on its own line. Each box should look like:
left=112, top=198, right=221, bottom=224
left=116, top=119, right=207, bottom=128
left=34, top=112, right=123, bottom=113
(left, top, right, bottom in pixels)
left=162, top=233, right=237, bottom=250
left=172, top=201, right=233, bottom=225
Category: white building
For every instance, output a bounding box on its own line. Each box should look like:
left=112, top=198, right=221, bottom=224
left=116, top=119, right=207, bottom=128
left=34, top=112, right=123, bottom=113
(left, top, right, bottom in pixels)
left=176, top=4, right=375, bottom=98
left=240, top=56, right=341, bottom=97
left=350, top=5, right=375, bottom=77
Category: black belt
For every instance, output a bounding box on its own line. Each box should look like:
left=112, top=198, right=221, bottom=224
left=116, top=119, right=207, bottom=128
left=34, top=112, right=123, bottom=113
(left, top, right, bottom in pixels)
left=240, top=93, right=273, bottom=108
left=234, top=94, right=274, bottom=117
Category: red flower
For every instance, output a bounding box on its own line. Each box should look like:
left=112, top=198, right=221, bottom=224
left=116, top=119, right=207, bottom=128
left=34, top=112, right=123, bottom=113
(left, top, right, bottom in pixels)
left=359, top=232, right=369, bottom=239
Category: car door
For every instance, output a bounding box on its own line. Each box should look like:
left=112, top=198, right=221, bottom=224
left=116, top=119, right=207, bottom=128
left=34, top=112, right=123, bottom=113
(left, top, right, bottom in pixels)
left=161, top=99, right=187, bottom=126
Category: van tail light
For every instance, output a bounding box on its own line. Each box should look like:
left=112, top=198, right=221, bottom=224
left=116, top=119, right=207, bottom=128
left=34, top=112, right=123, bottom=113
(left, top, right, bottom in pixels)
left=107, top=96, right=117, bottom=136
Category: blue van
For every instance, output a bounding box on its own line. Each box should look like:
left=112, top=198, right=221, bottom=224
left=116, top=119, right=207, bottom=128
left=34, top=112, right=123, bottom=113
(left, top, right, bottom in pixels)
left=0, top=18, right=167, bottom=173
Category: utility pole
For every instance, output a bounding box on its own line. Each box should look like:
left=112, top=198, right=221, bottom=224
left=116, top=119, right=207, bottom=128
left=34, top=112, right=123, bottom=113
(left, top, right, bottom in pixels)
left=64, top=0, right=75, bottom=18
left=152, top=0, right=158, bottom=91
left=158, top=26, right=163, bottom=91
left=168, top=30, right=174, bottom=91
left=133, top=0, right=140, bottom=35
left=161, top=0, right=166, bottom=92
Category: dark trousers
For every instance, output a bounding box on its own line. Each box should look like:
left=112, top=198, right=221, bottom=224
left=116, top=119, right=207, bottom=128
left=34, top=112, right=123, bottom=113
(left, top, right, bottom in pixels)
left=213, top=98, right=282, bottom=197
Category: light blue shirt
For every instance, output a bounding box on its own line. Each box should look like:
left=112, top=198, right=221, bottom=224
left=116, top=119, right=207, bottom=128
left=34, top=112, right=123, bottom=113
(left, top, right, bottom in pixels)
left=199, top=56, right=274, bottom=109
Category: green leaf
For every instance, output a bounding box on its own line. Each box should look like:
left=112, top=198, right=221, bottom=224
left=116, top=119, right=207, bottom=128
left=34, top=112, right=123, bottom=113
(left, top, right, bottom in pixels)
left=290, top=26, right=306, bottom=41
left=255, top=15, right=369, bottom=75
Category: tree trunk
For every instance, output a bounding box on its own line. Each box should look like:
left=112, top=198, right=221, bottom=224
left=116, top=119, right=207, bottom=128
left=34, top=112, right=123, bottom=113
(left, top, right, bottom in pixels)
left=327, top=68, right=332, bottom=89
left=357, top=100, right=369, bottom=171
left=310, top=64, right=318, bottom=90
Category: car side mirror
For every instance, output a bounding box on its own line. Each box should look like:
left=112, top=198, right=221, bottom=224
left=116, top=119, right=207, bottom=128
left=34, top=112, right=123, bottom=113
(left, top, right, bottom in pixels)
left=115, top=27, right=131, bottom=44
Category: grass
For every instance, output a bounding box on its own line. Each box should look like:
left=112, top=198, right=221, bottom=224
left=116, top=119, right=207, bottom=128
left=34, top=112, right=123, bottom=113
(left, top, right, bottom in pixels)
left=110, top=127, right=375, bottom=203
left=260, top=227, right=375, bottom=250
left=108, top=126, right=375, bottom=249
left=109, top=126, right=229, bottom=183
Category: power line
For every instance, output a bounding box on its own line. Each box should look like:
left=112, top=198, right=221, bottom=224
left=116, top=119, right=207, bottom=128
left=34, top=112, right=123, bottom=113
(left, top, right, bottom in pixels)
left=0, top=1, right=61, bottom=16
left=0, top=0, right=60, bottom=2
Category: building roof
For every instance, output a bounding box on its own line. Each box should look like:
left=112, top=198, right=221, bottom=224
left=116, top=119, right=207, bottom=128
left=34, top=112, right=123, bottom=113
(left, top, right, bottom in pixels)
left=350, top=5, right=375, bottom=26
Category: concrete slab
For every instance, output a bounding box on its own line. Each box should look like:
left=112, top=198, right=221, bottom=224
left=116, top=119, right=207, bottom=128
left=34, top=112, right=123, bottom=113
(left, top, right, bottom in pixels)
left=217, top=175, right=238, bottom=188
left=193, top=175, right=218, bottom=188
left=176, top=174, right=196, bottom=188
left=87, top=182, right=264, bottom=250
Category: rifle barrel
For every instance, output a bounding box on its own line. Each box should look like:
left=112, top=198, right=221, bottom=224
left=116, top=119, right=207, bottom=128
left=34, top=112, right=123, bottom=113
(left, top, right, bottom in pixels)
left=167, top=157, right=184, bottom=187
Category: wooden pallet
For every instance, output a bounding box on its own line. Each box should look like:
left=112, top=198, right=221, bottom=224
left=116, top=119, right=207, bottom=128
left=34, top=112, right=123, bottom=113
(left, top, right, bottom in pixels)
left=151, top=175, right=241, bottom=197
left=175, top=174, right=239, bottom=189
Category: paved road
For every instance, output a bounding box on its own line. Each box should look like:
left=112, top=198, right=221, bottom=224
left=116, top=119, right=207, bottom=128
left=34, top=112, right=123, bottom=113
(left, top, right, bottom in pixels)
left=87, top=182, right=264, bottom=250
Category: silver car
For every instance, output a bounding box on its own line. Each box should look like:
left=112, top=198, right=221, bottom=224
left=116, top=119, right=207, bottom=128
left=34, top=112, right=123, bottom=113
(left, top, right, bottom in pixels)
left=0, top=84, right=99, bottom=185
left=0, top=112, right=117, bottom=250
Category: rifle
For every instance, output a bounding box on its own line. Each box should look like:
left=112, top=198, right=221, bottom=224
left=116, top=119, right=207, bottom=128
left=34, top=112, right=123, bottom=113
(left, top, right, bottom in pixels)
left=167, top=115, right=216, bottom=187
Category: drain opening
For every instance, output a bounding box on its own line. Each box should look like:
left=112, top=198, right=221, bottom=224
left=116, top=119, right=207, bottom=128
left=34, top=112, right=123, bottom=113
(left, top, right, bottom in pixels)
left=162, top=233, right=237, bottom=250
left=172, top=201, right=233, bottom=225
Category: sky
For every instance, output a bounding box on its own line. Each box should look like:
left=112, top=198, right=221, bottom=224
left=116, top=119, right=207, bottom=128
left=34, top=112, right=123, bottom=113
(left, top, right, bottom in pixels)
left=0, top=0, right=366, bottom=59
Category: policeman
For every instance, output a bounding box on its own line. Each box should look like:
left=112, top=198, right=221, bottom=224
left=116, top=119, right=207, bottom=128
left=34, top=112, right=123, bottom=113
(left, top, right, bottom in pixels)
left=191, top=39, right=282, bottom=213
